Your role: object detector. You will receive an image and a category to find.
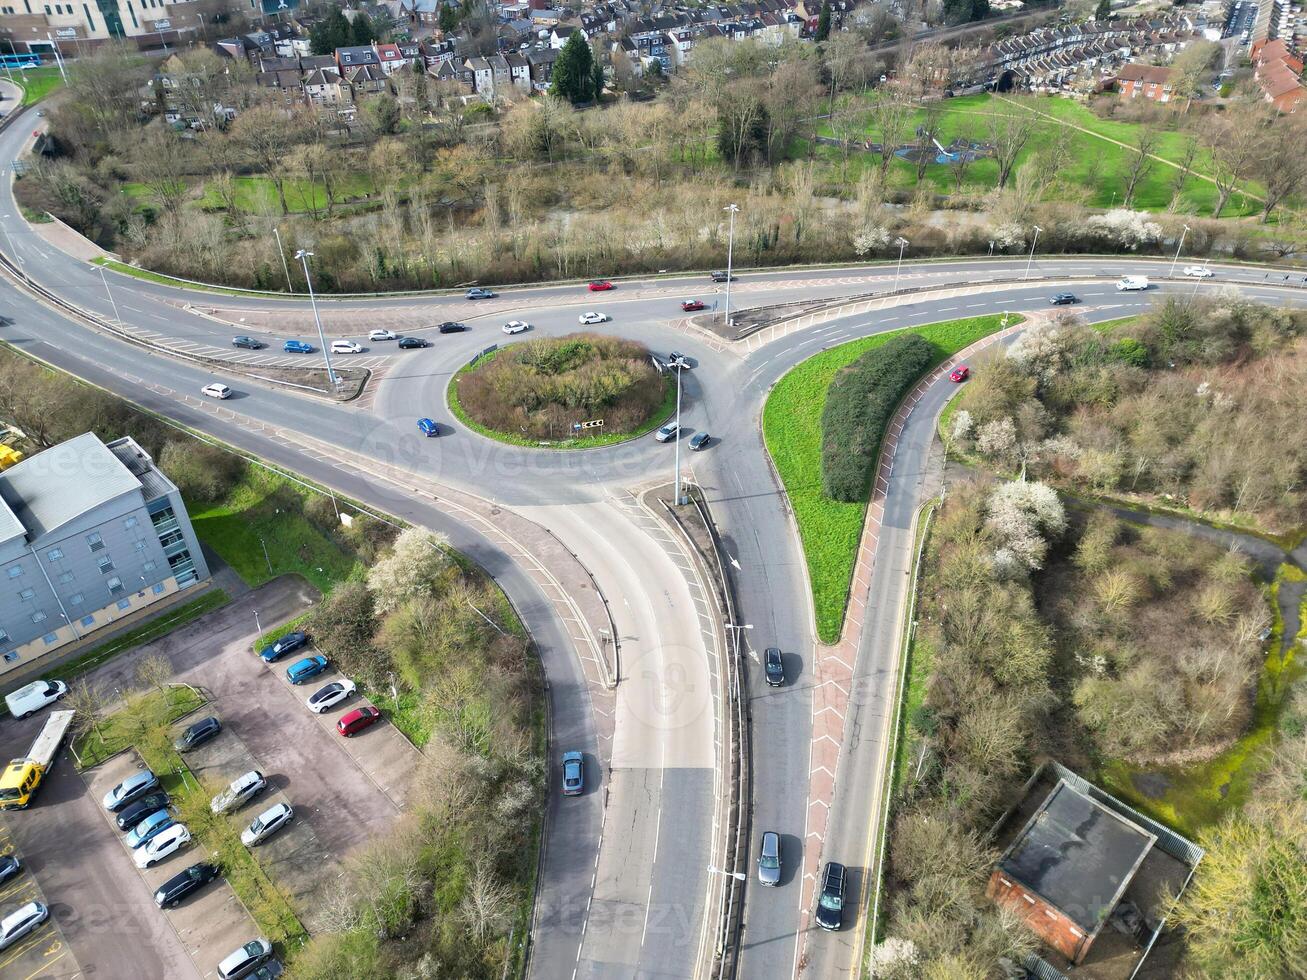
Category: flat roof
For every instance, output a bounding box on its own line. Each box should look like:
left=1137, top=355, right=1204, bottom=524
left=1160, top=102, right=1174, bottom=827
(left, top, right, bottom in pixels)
left=997, top=779, right=1156, bottom=933
left=0, top=433, right=141, bottom=543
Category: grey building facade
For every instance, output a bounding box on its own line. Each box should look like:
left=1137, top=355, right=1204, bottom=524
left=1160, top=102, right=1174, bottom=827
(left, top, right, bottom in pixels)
left=0, top=432, right=210, bottom=678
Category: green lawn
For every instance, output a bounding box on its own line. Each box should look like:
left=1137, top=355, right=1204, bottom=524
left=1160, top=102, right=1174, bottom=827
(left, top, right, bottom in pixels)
left=188, top=466, right=364, bottom=594
left=763, top=314, right=1019, bottom=642
left=73, top=684, right=205, bottom=769
left=121, top=174, right=379, bottom=217
left=16, top=65, right=64, bottom=106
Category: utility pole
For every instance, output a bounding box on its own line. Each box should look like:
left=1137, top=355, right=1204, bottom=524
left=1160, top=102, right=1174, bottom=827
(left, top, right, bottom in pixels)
left=672, top=361, right=684, bottom=506
left=272, top=227, right=294, bottom=293
left=893, top=237, right=909, bottom=292
left=99, top=265, right=121, bottom=322
left=1169, top=224, right=1191, bottom=277
left=45, top=34, right=68, bottom=84
left=1024, top=225, right=1042, bottom=280
left=295, top=249, right=339, bottom=387
left=722, top=203, right=739, bottom=330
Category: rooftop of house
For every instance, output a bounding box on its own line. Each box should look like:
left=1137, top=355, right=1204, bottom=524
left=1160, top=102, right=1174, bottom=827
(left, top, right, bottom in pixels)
left=1116, top=62, right=1174, bottom=84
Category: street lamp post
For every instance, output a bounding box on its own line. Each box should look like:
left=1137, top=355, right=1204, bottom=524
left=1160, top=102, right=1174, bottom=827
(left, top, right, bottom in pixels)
left=707, top=866, right=747, bottom=881
left=272, top=227, right=294, bottom=293
left=45, top=34, right=68, bottom=84
left=1169, top=224, right=1191, bottom=278
left=253, top=608, right=263, bottom=645
left=722, top=203, right=739, bottom=329
left=893, top=237, right=909, bottom=293
left=672, top=361, right=685, bottom=506
left=1024, top=225, right=1042, bottom=280
left=99, top=265, right=121, bottom=322
left=295, top=249, right=339, bottom=388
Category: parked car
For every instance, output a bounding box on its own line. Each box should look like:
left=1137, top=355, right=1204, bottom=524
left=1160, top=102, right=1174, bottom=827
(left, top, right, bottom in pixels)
left=815, top=861, right=847, bottom=930
left=282, top=340, right=314, bottom=354
left=287, top=656, right=329, bottom=685
left=135, top=823, right=191, bottom=869
left=417, top=418, right=440, bottom=437
left=0, top=855, right=20, bottom=886
left=681, top=300, right=706, bottom=312
left=1116, top=276, right=1149, bottom=291
left=1183, top=265, right=1214, bottom=278
left=369, top=329, right=397, bottom=341
left=241, top=803, right=294, bottom=847
left=502, top=320, right=531, bottom=335
left=307, top=680, right=356, bottom=713
left=201, top=383, right=232, bottom=400
left=211, top=771, right=267, bottom=815
left=1050, top=292, right=1078, bottom=305
left=217, top=938, right=274, bottom=980
left=710, top=270, right=734, bottom=282
left=174, top=716, right=221, bottom=753
left=330, top=340, right=362, bottom=354
left=259, top=631, right=307, bottom=663
left=4, top=679, right=66, bottom=719
left=232, top=336, right=264, bottom=350
left=154, top=862, right=221, bottom=909
left=561, top=750, right=584, bottom=796
left=588, top=280, right=614, bottom=291
left=466, top=287, right=496, bottom=300
left=438, top=321, right=468, bottom=333
left=397, top=336, right=431, bottom=350
left=757, top=831, right=781, bottom=886
left=949, top=365, right=970, bottom=383
left=654, top=422, right=681, bottom=443
left=337, top=706, right=381, bottom=737
left=247, top=962, right=284, bottom=980
left=579, top=312, right=610, bottom=324
left=689, top=432, right=711, bottom=451
left=125, top=809, right=174, bottom=849
left=0, top=902, right=47, bottom=950
left=764, top=647, right=785, bottom=687
left=116, top=792, right=170, bottom=831
left=103, top=770, right=161, bottom=812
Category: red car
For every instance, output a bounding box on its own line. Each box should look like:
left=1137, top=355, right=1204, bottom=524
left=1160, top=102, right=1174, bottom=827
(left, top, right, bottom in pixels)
left=588, top=281, right=614, bottom=291
left=949, top=365, right=970, bottom=383
left=336, top=706, right=381, bottom=737
left=681, top=300, right=706, bottom=312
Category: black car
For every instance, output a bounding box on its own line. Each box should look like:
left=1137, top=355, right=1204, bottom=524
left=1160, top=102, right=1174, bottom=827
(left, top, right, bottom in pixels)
left=689, top=432, right=711, bottom=451
left=0, top=855, right=20, bottom=886
left=259, top=630, right=308, bottom=663
left=438, top=321, right=468, bottom=334
left=174, top=716, right=221, bottom=752
left=815, top=861, right=847, bottom=930
left=248, top=962, right=284, bottom=980
left=1050, top=293, right=1078, bottom=305
left=710, top=270, right=734, bottom=282
left=764, top=647, right=785, bottom=687
left=232, top=336, right=265, bottom=350
left=397, top=336, right=431, bottom=350
left=115, top=791, right=171, bottom=831
left=154, top=862, right=221, bottom=909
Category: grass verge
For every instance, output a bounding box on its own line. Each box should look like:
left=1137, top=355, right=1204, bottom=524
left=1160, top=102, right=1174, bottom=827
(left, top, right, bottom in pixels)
left=447, top=350, right=678, bottom=449
left=763, top=314, right=1020, bottom=642
left=17, top=65, right=64, bottom=106
left=73, top=684, right=205, bottom=768
left=91, top=257, right=276, bottom=297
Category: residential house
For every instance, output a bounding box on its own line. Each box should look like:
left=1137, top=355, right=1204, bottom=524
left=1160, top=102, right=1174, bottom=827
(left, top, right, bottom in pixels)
left=1114, top=63, right=1174, bottom=101
left=530, top=7, right=561, bottom=28
left=488, top=52, right=512, bottom=93
left=526, top=45, right=558, bottom=90
left=337, top=44, right=382, bottom=71
left=550, top=24, right=584, bottom=48
left=1252, top=36, right=1306, bottom=111
left=506, top=50, right=532, bottom=92
left=466, top=56, right=495, bottom=95
left=345, top=63, right=391, bottom=97
left=422, top=37, right=460, bottom=68
left=256, top=67, right=304, bottom=106
left=304, top=67, right=348, bottom=105
left=375, top=41, right=407, bottom=74
left=400, top=0, right=442, bottom=26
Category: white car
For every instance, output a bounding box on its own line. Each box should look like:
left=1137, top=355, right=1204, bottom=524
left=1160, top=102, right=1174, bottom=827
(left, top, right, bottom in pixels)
left=211, top=770, right=268, bottom=815
left=368, top=329, right=397, bottom=341
left=1116, top=276, right=1149, bottom=291
left=242, top=802, right=294, bottom=847
left=201, top=383, right=231, bottom=400
left=1183, top=265, right=1214, bottom=278
left=306, top=679, right=357, bottom=713
left=330, top=340, right=363, bottom=354
left=4, top=679, right=66, bottom=718
left=655, top=422, right=681, bottom=443
left=0, top=902, right=47, bottom=950
left=135, top=823, right=191, bottom=869
left=502, top=320, right=531, bottom=335
left=578, top=312, right=610, bottom=324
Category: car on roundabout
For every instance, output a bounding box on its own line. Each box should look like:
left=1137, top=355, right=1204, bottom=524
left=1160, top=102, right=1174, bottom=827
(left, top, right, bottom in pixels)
left=1183, top=265, right=1214, bottom=278
left=232, top=336, right=264, bottom=350
left=438, top=321, right=468, bottom=334
left=466, top=287, right=497, bottom=300
left=1050, top=292, right=1078, bottom=305
left=502, top=320, right=531, bottom=335
left=949, top=365, right=970, bottom=383
left=202, top=383, right=232, bottom=400
left=579, top=311, right=610, bottom=324
left=369, top=329, right=397, bottom=341
left=655, top=422, right=681, bottom=443
left=681, top=300, right=706, bottom=312
left=398, top=336, right=431, bottom=349
left=283, top=340, right=314, bottom=354
left=417, top=418, right=440, bottom=437
left=330, top=340, right=362, bottom=354
left=689, top=431, right=711, bottom=451
left=588, top=280, right=614, bottom=291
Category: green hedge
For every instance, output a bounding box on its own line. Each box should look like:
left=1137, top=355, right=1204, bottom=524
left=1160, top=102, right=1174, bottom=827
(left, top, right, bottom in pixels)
left=820, top=334, right=934, bottom=502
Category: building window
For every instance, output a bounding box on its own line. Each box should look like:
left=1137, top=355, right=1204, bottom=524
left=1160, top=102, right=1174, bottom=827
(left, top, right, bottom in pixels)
left=18, top=588, right=34, bottom=601
left=116, top=598, right=131, bottom=610
left=98, top=557, right=115, bottom=574
left=107, top=576, right=123, bottom=594
left=159, top=530, right=183, bottom=549
left=2, top=651, right=16, bottom=663
left=80, top=614, right=94, bottom=627
left=0, top=629, right=7, bottom=642
left=42, top=632, right=57, bottom=645
left=125, top=515, right=138, bottom=529
left=46, top=547, right=63, bottom=561
left=143, top=561, right=156, bottom=572
left=31, top=610, right=46, bottom=623
left=58, top=571, right=74, bottom=584
left=69, top=593, right=83, bottom=605
left=86, top=531, right=104, bottom=552
left=7, top=566, right=21, bottom=579
left=152, top=582, right=165, bottom=595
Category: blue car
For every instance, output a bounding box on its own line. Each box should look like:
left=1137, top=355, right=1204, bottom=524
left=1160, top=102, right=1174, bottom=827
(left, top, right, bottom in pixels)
left=259, top=631, right=308, bottom=664
left=287, top=655, right=329, bottom=685
left=283, top=340, right=314, bottom=354
left=417, top=418, right=439, bottom=437
left=125, top=809, right=174, bottom=849
left=561, top=751, right=584, bottom=796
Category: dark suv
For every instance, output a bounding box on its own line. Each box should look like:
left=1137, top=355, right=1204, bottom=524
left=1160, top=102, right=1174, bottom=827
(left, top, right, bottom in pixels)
left=438, top=321, right=468, bottom=333
left=154, top=862, right=220, bottom=908
left=764, top=647, right=785, bottom=687
left=815, top=862, right=846, bottom=931
left=710, top=270, right=734, bottom=283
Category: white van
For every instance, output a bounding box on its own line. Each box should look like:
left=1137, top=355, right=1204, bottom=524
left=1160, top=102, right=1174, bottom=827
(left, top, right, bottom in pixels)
left=5, top=680, right=67, bottom=719
left=1116, top=276, right=1149, bottom=291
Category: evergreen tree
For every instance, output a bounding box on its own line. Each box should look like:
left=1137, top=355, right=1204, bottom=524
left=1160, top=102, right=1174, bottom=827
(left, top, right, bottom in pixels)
left=550, top=33, right=595, bottom=103
left=1095, top=0, right=1110, bottom=18
left=351, top=11, right=378, bottom=46
left=438, top=2, right=459, bottom=34
left=310, top=7, right=352, bottom=55
left=815, top=0, right=831, bottom=41
left=590, top=59, right=605, bottom=101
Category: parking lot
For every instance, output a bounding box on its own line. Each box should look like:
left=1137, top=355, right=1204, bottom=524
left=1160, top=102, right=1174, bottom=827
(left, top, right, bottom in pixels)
left=0, top=822, right=78, bottom=979
left=0, top=576, right=423, bottom=975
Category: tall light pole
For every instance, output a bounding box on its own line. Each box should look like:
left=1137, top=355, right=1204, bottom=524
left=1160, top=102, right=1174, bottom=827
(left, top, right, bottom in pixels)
left=44, top=34, right=68, bottom=84
left=1023, top=225, right=1042, bottom=280
left=1169, top=223, right=1191, bottom=277
left=272, top=227, right=293, bottom=293
left=99, top=265, right=121, bottom=322
left=893, top=237, right=909, bottom=293
left=672, top=361, right=685, bottom=506
left=722, top=203, right=739, bottom=329
left=295, top=249, right=339, bottom=388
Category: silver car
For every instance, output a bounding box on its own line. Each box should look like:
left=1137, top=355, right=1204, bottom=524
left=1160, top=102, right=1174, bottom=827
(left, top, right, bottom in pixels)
left=0, top=901, right=48, bottom=949
left=758, top=831, right=781, bottom=886
left=655, top=422, right=680, bottom=443
left=241, top=802, right=294, bottom=847
left=211, top=771, right=267, bottom=815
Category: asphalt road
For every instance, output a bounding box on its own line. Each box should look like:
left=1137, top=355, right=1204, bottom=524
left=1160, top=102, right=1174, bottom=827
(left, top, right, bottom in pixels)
left=3, top=96, right=1307, bottom=979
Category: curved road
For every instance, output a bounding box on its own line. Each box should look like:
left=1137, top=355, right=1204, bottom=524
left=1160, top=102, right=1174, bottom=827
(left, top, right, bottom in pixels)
left=2, top=98, right=1305, bottom=980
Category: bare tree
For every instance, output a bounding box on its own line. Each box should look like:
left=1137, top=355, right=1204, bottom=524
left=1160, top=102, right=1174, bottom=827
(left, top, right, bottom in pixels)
left=135, top=654, right=173, bottom=694
left=946, top=123, right=978, bottom=192
left=1200, top=115, right=1264, bottom=217
left=913, top=101, right=943, bottom=183
left=867, top=88, right=914, bottom=182
left=987, top=100, right=1037, bottom=190
left=65, top=678, right=109, bottom=744
left=459, top=858, right=513, bottom=942
left=1169, top=134, right=1200, bottom=211
left=227, top=104, right=308, bottom=215
left=1122, top=127, right=1160, bottom=207
left=1254, top=113, right=1307, bottom=222
left=138, top=127, right=193, bottom=220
